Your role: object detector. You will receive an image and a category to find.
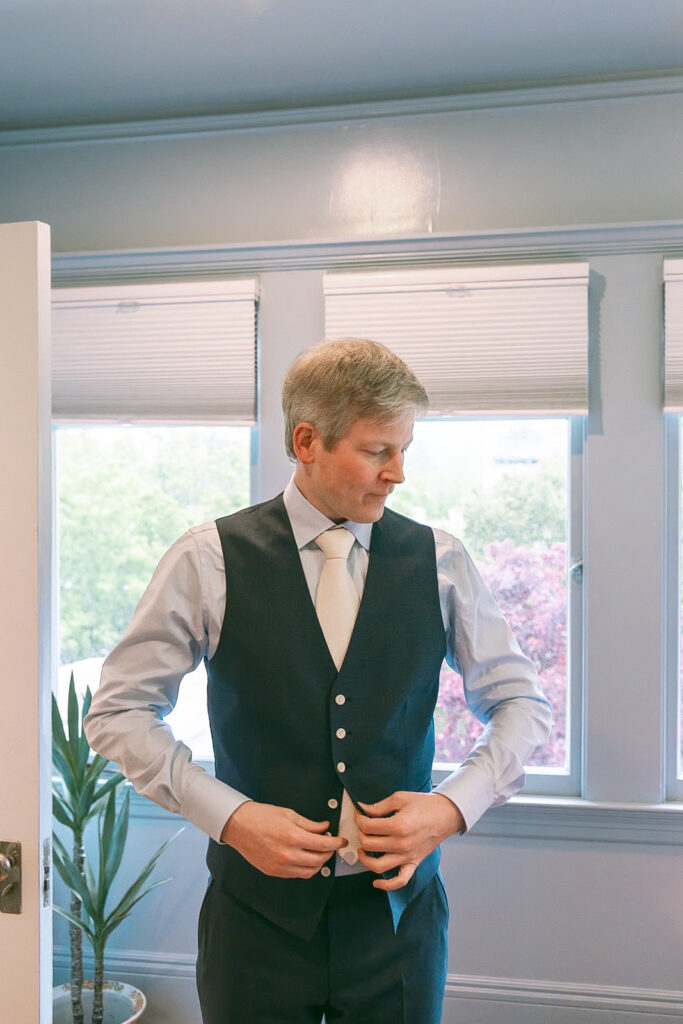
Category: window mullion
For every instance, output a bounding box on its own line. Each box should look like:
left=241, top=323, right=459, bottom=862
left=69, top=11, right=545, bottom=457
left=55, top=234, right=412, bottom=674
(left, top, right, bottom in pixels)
left=665, top=414, right=682, bottom=798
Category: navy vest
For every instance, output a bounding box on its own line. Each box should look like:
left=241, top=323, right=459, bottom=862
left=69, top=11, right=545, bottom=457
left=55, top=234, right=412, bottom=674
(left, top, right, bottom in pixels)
left=206, top=493, right=446, bottom=939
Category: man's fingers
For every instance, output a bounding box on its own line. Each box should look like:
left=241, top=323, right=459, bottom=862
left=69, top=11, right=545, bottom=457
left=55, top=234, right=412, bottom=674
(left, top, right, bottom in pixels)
left=357, top=849, right=405, bottom=874
left=358, top=796, right=400, bottom=818
left=289, top=823, right=346, bottom=853
left=224, top=802, right=346, bottom=879
left=286, top=813, right=347, bottom=851
left=285, top=848, right=337, bottom=870
left=355, top=812, right=405, bottom=837
left=357, top=830, right=409, bottom=854
left=289, top=812, right=331, bottom=833
left=371, top=863, right=417, bottom=892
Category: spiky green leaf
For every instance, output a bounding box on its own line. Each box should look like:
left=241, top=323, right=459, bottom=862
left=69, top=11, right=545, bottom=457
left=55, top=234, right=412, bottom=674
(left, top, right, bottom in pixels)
left=81, top=687, right=93, bottom=719
left=90, top=772, right=125, bottom=808
left=52, top=747, right=77, bottom=804
left=105, top=827, right=182, bottom=929
left=51, top=694, right=70, bottom=761
left=82, top=859, right=98, bottom=926
left=103, top=878, right=172, bottom=939
left=53, top=905, right=96, bottom=945
left=84, top=754, right=109, bottom=786
left=76, top=722, right=90, bottom=776
left=53, top=847, right=97, bottom=921
left=67, top=674, right=81, bottom=765
left=52, top=793, right=74, bottom=830
left=103, top=789, right=130, bottom=892
left=80, top=778, right=96, bottom=816
left=52, top=832, right=69, bottom=862
left=95, top=795, right=113, bottom=916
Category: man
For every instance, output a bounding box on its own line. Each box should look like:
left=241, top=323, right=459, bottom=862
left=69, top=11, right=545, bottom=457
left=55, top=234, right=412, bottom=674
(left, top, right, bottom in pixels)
left=85, top=338, right=551, bottom=1023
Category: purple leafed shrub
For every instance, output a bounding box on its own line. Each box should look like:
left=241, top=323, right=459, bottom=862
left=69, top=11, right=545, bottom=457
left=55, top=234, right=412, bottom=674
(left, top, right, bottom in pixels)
left=435, top=540, right=567, bottom=770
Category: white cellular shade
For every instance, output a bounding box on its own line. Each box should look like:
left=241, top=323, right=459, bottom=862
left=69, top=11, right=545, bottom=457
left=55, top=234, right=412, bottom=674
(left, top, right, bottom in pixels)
left=52, top=280, right=258, bottom=422
left=664, top=260, right=683, bottom=411
left=324, top=264, right=589, bottom=415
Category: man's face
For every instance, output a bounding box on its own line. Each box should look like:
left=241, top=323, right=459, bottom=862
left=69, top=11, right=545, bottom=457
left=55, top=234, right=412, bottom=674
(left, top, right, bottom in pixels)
left=295, top=412, right=414, bottom=523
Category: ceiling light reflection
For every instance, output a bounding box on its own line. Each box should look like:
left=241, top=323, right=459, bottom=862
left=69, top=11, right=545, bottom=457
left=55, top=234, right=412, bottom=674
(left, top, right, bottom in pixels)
left=330, top=142, right=440, bottom=235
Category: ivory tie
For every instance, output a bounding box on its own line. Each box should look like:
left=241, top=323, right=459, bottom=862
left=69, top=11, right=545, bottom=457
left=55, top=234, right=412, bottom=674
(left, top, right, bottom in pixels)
left=315, top=528, right=362, bottom=865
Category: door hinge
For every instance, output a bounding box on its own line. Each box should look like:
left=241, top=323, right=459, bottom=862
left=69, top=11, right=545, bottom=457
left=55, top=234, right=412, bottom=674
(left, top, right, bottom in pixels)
left=43, top=837, right=51, bottom=908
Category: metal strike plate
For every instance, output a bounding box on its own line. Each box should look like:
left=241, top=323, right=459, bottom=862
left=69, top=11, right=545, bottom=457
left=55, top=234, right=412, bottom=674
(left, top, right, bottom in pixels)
left=0, top=841, right=22, bottom=914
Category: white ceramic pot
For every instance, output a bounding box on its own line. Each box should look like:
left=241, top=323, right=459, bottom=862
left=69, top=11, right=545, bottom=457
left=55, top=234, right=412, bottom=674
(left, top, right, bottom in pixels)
left=53, top=980, right=146, bottom=1024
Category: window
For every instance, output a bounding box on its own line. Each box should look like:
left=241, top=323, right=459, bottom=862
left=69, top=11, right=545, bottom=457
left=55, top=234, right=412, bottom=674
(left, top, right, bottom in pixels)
left=663, top=260, right=683, bottom=796
left=325, top=262, right=589, bottom=791
left=52, top=280, right=258, bottom=759
left=388, top=418, right=571, bottom=774
left=53, top=263, right=588, bottom=793
left=676, top=420, right=683, bottom=790
left=55, top=425, right=251, bottom=758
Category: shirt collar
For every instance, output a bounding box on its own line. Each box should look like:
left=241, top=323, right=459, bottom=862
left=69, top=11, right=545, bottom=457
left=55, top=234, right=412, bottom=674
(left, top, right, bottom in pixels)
left=283, top=475, right=373, bottom=552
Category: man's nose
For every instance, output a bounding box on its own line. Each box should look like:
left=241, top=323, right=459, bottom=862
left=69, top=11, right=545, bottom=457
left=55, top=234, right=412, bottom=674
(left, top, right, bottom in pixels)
left=381, top=454, right=405, bottom=485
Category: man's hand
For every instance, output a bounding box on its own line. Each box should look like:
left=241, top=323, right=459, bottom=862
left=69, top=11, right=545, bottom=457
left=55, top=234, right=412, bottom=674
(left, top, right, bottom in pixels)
left=355, top=792, right=465, bottom=891
left=221, top=801, right=347, bottom=879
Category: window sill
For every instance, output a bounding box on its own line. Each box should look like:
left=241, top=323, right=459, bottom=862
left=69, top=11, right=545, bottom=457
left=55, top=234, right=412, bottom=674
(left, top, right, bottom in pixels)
left=127, top=784, right=683, bottom=846
left=462, top=795, right=683, bottom=846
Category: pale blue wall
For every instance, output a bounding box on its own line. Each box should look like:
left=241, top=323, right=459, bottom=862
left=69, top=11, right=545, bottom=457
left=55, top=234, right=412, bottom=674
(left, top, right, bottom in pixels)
left=2, top=90, right=683, bottom=252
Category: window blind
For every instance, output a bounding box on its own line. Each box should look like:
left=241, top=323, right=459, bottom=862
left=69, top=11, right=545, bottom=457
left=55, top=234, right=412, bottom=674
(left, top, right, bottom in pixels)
left=324, top=263, right=589, bottom=416
left=664, top=260, right=683, bottom=411
left=52, top=279, right=258, bottom=422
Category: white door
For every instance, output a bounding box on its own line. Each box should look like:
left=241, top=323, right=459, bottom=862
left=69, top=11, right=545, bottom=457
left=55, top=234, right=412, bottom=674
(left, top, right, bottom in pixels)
left=0, top=222, right=53, bottom=1021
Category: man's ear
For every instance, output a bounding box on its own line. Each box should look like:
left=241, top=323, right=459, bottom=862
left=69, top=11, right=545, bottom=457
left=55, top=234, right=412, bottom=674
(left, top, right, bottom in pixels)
left=292, top=422, right=319, bottom=465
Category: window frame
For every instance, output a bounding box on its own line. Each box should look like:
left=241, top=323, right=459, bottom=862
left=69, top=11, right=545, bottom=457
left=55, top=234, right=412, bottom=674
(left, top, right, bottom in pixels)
left=665, top=413, right=683, bottom=800
left=432, top=413, right=584, bottom=797
left=52, top=265, right=586, bottom=799
left=53, top=420, right=255, bottom=767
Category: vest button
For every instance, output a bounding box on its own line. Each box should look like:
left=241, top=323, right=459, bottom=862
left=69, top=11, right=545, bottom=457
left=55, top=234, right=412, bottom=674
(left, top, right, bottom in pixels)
left=335, top=694, right=346, bottom=705
left=336, top=727, right=346, bottom=739
left=337, top=762, right=346, bottom=773
left=321, top=866, right=331, bottom=878
left=328, top=798, right=338, bottom=809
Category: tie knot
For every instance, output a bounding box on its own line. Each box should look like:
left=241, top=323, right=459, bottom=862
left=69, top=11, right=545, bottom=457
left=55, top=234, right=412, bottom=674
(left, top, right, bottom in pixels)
left=315, top=527, right=355, bottom=561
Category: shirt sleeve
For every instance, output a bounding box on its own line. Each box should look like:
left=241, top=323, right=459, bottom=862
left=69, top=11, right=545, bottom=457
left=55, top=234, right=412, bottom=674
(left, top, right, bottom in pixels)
left=83, top=526, right=250, bottom=842
left=431, top=529, right=553, bottom=831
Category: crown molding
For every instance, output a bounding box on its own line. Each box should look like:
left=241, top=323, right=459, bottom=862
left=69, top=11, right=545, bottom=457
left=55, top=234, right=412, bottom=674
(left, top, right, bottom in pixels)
left=5, top=73, right=683, bottom=149
left=52, top=221, right=683, bottom=286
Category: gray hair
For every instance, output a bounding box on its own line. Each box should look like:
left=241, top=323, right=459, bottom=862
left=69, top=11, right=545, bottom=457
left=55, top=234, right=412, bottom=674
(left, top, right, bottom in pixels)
left=282, top=337, right=428, bottom=460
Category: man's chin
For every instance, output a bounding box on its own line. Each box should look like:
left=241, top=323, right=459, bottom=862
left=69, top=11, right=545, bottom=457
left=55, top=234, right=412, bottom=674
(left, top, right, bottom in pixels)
left=356, top=499, right=388, bottom=523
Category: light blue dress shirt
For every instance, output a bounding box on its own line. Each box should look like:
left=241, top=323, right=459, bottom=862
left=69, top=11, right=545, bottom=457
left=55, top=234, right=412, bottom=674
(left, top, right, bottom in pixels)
left=85, top=477, right=552, bottom=849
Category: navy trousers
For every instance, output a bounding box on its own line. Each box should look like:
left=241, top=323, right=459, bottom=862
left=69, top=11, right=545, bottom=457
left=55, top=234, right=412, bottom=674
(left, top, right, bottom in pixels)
left=196, top=871, right=448, bottom=1023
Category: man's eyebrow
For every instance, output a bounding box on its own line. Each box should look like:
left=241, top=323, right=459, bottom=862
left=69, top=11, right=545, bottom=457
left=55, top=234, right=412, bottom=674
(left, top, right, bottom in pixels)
left=365, top=436, right=414, bottom=448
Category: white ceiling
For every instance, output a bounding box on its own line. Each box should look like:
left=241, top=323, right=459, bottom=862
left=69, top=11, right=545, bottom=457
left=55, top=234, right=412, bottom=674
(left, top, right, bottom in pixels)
left=2, top=0, right=683, bottom=130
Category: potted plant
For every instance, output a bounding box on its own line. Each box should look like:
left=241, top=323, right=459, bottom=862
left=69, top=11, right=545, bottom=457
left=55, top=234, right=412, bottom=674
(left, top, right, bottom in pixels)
left=52, top=674, right=181, bottom=1024
left=52, top=674, right=125, bottom=1023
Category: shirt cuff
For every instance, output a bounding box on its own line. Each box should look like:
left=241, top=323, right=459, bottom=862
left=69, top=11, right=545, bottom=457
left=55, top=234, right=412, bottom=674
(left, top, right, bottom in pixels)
left=179, top=770, right=251, bottom=843
left=433, top=764, right=499, bottom=833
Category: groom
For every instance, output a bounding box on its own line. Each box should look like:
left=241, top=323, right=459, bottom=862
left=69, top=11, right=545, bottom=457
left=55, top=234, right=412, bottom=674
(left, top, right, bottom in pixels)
left=86, top=337, right=551, bottom=1022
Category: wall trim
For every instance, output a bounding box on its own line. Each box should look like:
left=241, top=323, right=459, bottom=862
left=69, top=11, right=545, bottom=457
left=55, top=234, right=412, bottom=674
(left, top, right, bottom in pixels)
left=51, top=221, right=683, bottom=287
left=6, top=73, right=683, bottom=149
left=53, top=946, right=683, bottom=1017
left=53, top=945, right=196, bottom=981
left=466, top=796, right=683, bottom=845
left=445, top=973, right=683, bottom=1016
